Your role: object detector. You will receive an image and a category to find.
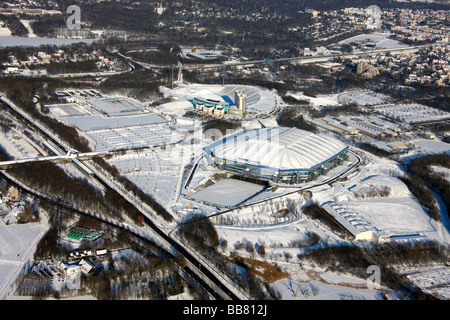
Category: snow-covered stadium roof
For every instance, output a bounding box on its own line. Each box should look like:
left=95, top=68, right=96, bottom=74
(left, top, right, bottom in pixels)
left=204, top=127, right=348, bottom=171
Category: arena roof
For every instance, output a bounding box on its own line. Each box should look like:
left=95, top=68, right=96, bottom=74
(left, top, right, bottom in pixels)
left=204, top=127, right=348, bottom=171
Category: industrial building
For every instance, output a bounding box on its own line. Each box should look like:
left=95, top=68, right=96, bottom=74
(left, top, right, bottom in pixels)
left=321, top=201, right=379, bottom=242
left=203, top=127, right=349, bottom=185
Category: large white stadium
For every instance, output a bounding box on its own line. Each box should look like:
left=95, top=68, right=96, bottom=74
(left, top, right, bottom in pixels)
left=204, top=127, right=349, bottom=185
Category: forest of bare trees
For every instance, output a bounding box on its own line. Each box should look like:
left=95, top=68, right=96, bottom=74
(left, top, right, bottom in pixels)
left=177, top=214, right=281, bottom=300
left=276, top=108, right=317, bottom=133
left=401, top=153, right=450, bottom=222
left=297, top=240, right=447, bottom=299
left=0, top=77, right=92, bottom=153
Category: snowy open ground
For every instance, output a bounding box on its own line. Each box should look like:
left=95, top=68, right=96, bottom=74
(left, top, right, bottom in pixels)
left=401, top=139, right=450, bottom=163
left=409, top=139, right=450, bottom=155
left=190, top=179, right=266, bottom=207
left=0, top=27, right=11, bottom=37
left=107, top=144, right=187, bottom=205
left=338, top=91, right=392, bottom=106
left=400, top=264, right=450, bottom=299
left=47, top=103, right=92, bottom=117
left=286, top=91, right=340, bottom=107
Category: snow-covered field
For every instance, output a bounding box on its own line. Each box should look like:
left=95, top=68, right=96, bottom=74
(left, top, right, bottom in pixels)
left=0, top=219, right=48, bottom=299
left=410, top=139, right=450, bottom=155
left=108, top=145, right=187, bottom=205
left=286, top=91, right=340, bottom=107
left=0, top=27, right=11, bottom=37
left=156, top=100, right=194, bottom=118
left=273, top=270, right=384, bottom=300
left=401, top=265, right=450, bottom=300
left=400, top=138, right=450, bottom=163
left=47, top=103, right=92, bottom=117
left=287, top=90, right=392, bottom=109
left=343, top=197, right=435, bottom=236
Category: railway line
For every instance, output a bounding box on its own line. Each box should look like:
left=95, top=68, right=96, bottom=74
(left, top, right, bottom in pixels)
left=0, top=95, right=244, bottom=300
left=1, top=172, right=225, bottom=300
left=0, top=89, right=363, bottom=299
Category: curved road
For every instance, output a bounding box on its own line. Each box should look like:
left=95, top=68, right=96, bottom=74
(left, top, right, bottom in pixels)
left=0, top=95, right=242, bottom=300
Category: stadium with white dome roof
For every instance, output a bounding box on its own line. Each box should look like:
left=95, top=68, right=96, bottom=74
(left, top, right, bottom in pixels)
left=203, top=127, right=349, bottom=185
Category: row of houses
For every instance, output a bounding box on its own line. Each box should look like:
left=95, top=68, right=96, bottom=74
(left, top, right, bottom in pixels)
left=30, top=248, right=109, bottom=283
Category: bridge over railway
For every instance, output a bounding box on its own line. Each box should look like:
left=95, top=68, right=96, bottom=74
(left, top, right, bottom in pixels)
left=0, top=93, right=246, bottom=301
left=0, top=148, right=110, bottom=170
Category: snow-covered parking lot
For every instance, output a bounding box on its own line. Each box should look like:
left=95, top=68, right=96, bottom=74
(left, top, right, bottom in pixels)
left=190, top=179, right=266, bottom=208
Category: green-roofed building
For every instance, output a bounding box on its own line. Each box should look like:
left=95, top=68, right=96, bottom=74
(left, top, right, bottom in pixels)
left=66, top=226, right=103, bottom=242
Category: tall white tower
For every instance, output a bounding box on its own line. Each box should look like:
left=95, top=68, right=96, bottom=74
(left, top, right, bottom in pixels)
left=234, top=90, right=247, bottom=116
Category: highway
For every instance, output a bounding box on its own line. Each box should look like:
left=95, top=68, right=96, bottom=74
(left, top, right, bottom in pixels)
left=182, top=43, right=437, bottom=71
left=0, top=41, right=424, bottom=299
left=0, top=150, right=110, bottom=169
left=0, top=171, right=226, bottom=300
left=0, top=95, right=245, bottom=300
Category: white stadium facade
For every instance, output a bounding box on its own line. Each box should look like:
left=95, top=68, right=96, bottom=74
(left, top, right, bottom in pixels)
left=204, top=127, right=349, bottom=185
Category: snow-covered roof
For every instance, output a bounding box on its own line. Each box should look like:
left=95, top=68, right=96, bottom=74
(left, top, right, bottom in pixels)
left=204, top=127, right=348, bottom=171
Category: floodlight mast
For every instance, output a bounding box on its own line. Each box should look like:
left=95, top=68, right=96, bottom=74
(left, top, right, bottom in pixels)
left=171, top=64, right=174, bottom=90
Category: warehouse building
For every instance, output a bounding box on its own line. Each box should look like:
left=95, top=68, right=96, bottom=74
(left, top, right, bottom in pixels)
left=204, top=127, right=349, bottom=185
